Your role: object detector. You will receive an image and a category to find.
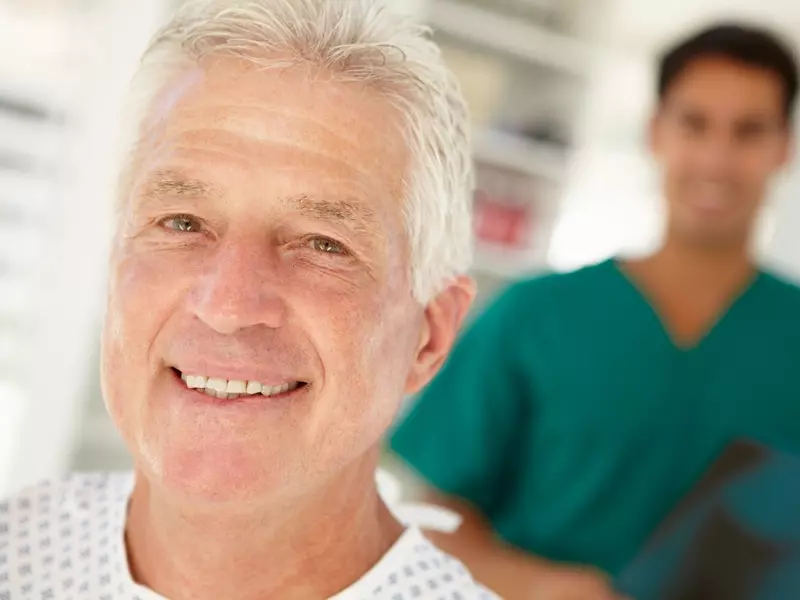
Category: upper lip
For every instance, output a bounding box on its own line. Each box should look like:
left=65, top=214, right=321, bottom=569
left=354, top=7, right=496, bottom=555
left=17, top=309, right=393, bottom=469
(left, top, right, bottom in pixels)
left=170, top=364, right=309, bottom=387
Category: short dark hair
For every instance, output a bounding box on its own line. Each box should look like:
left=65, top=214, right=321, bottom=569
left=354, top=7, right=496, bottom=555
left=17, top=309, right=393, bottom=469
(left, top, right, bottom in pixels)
left=658, top=23, right=799, bottom=120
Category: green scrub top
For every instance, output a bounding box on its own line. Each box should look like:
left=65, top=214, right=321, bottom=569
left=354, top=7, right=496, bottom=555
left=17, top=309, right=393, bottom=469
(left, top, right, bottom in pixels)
left=390, top=259, right=800, bottom=576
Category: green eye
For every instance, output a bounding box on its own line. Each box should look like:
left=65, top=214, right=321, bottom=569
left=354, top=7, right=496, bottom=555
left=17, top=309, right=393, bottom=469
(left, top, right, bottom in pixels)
left=311, top=237, right=346, bottom=254
left=164, top=215, right=201, bottom=233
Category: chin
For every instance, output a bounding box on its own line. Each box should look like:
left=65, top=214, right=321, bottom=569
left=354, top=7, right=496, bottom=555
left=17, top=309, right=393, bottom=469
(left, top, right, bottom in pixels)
left=144, top=438, right=301, bottom=505
left=111, top=373, right=316, bottom=504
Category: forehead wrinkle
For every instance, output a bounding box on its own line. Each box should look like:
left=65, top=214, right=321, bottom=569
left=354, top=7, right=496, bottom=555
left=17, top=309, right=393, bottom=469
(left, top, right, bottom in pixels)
left=186, top=66, right=396, bottom=140
left=166, top=129, right=378, bottom=181
left=171, top=89, right=401, bottom=167
left=182, top=101, right=369, bottom=151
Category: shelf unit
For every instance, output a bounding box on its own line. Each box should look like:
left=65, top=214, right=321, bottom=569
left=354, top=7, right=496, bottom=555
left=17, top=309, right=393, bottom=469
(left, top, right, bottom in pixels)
left=428, top=0, right=596, bottom=76
left=425, top=0, right=599, bottom=285
left=0, top=3, right=80, bottom=493
left=0, top=0, right=171, bottom=483
left=473, top=128, right=568, bottom=182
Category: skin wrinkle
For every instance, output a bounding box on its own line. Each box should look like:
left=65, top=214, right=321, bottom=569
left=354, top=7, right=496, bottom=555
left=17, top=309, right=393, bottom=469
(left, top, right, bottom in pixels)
left=166, top=116, right=372, bottom=169
left=101, top=57, right=475, bottom=600
left=166, top=59, right=385, bottom=159
left=218, top=100, right=372, bottom=159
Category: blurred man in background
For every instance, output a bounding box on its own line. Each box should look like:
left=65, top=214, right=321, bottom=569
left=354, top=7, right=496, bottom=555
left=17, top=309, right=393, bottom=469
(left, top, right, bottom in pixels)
left=391, top=23, right=800, bottom=600
left=0, top=1, right=497, bottom=599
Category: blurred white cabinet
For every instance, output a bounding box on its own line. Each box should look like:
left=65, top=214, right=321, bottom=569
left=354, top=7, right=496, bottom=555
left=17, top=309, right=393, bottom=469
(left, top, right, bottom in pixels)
left=0, top=0, right=169, bottom=494
left=425, top=0, right=610, bottom=311
left=0, top=5, right=79, bottom=495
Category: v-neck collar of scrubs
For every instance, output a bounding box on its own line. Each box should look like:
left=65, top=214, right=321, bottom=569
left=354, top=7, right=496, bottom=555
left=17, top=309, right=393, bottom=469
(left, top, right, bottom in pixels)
left=609, top=258, right=764, bottom=353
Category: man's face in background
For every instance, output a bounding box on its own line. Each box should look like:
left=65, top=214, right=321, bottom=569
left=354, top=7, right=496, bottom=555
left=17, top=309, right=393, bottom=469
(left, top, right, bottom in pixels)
left=651, top=56, right=792, bottom=247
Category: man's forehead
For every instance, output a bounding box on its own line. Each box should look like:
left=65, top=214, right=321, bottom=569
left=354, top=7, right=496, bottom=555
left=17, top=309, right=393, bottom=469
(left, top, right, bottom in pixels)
left=127, top=59, right=408, bottom=231
left=665, top=59, right=785, bottom=121
left=145, top=68, right=207, bottom=131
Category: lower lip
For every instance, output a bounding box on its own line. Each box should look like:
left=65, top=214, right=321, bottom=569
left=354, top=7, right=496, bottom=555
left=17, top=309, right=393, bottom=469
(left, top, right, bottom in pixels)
left=168, top=369, right=308, bottom=407
left=689, top=193, right=730, bottom=214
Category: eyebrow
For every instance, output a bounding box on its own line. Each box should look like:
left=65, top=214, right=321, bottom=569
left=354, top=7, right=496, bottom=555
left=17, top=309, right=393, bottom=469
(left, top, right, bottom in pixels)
left=139, top=171, right=379, bottom=231
left=141, top=170, right=220, bottom=200
left=672, top=103, right=778, bottom=124
left=287, top=194, right=378, bottom=232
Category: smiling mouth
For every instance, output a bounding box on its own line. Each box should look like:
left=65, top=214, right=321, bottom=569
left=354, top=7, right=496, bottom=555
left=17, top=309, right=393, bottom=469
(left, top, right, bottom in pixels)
left=171, top=368, right=307, bottom=400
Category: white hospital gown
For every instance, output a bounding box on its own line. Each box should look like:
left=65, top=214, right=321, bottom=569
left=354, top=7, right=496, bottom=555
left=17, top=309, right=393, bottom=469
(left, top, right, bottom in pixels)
left=0, top=473, right=498, bottom=600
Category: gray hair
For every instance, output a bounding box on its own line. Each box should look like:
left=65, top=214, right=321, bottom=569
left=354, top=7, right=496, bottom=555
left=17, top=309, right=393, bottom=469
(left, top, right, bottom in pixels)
left=119, top=0, right=474, bottom=302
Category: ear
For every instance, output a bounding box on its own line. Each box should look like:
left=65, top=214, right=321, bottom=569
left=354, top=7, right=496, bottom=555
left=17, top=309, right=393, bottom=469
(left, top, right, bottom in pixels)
left=778, top=130, right=795, bottom=170
left=648, top=110, right=662, bottom=158
left=404, top=275, right=475, bottom=396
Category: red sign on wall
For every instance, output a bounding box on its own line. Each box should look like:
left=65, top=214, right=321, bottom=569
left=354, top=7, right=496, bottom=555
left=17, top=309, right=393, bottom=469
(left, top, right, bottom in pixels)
left=473, top=190, right=532, bottom=249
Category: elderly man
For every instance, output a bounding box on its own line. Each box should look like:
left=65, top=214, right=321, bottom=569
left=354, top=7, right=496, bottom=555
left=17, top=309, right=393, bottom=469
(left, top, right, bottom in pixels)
left=0, top=1, right=495, bottom=599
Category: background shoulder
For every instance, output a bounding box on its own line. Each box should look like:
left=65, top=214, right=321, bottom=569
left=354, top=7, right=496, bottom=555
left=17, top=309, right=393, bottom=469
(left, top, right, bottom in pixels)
left=483, top=259, right=614, bottom=325
left=760, top=267, right=800, bottom=299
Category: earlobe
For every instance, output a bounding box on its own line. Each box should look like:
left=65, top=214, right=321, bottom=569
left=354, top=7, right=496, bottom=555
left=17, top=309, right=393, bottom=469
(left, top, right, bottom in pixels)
left=404, top=276, right=475, bottom=396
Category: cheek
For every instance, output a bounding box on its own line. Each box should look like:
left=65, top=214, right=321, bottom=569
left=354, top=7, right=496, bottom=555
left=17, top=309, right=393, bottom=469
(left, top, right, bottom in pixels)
left=109, top=254, right=176, bottom=344
left=666, top=143, right=701, bottom=175
left=657, top=129, right=687, bottom=161
left=741, top=149, right=781, bottom=184
left=659, top=147, right=689, bottom=185
left=307, top=277, right=418, bottom=389
left=347, top=301, right=419, bottom=396
left=102, top=252, right=187, bottom=409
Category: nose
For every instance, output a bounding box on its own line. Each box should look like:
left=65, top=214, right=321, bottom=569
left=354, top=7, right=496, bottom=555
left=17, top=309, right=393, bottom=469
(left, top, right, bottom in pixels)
left=696, top=130, right=737, bottom=175
left=187, top=238, right=287, bottom=334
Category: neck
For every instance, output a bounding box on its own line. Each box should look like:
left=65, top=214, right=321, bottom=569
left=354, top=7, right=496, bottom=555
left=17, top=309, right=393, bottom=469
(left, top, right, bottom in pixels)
left=642, top=228, right=755, bottom=291
left=125, top=450, right=403, bottom=600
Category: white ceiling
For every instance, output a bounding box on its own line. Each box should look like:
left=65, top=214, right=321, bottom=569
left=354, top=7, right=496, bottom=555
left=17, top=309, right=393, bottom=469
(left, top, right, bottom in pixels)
left=606, top=0, right=800, bottom=51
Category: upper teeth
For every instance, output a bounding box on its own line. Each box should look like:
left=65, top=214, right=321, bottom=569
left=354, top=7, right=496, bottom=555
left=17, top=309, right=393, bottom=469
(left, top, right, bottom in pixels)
left=180, top=374, right=299, bottom=399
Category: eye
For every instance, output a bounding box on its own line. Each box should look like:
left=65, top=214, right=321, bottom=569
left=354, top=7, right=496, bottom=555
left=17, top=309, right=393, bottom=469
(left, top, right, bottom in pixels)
left=737, top=122, right=767, bottom=141
left=309, top=237, right=347, bottom=255
left=160, top=214, right=203, bottom=233
left=681, top=114, right=706, bottom=135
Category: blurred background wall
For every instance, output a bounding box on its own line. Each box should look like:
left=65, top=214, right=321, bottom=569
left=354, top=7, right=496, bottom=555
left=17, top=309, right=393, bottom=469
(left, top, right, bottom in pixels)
left=1, top=0, right=799, bottom=496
